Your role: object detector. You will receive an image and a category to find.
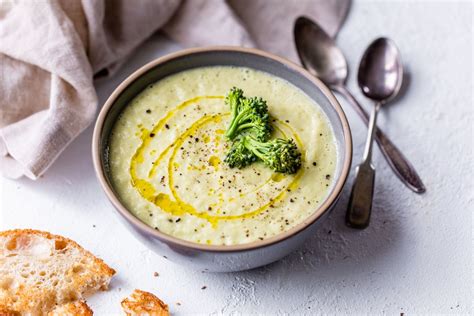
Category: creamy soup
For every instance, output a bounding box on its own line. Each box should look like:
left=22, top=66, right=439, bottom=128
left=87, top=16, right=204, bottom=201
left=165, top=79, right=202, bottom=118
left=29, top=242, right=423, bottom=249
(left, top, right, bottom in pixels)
left=108, top=66, right=337, bottom=246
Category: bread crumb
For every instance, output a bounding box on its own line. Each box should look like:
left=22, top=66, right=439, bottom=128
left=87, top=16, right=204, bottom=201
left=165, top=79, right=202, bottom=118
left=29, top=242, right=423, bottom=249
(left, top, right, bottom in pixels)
left=121, top=289, right=169, bottom=316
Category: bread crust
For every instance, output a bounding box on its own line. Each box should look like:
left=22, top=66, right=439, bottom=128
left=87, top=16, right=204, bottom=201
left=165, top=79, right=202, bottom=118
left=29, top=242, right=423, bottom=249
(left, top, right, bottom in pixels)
left=47, top=300, right=93, bottom=316
left=0, top=229, right=115, bottom=315
left=0, top=309, right=19, bottom=316
left=121, top=289, right=169, bottom=316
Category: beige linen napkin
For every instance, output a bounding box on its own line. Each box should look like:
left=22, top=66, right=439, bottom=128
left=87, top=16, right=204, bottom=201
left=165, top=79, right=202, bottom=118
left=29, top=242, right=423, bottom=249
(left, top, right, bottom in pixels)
left=0, top=0, right=350, bottom=179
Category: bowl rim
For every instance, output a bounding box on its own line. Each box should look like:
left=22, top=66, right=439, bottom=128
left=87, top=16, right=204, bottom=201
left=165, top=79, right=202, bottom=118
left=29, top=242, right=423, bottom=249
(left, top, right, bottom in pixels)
left=92, top=46, right=352, bottom=253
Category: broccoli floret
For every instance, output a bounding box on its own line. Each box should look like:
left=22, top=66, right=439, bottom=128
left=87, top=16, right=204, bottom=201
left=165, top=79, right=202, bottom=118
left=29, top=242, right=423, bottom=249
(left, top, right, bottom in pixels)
left=244, top=135, right=302, bottom=174
left=224, top=89, right=271, bottom=141
left=226, top=135, right=301, bottom=174
left=223, top=87, right=301, bottom=174
left=224, top=138, right=256, bottom=169
left=226, top=87, right=244, bottom=118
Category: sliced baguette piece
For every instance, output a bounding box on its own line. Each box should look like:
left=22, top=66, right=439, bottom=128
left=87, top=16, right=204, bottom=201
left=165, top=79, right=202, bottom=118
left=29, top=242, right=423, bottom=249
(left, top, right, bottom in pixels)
left=47, top=300, right=93, bottom=316
left=121, top=289, right=169, bottom=316
left=0, top=229, right=115, bottom=315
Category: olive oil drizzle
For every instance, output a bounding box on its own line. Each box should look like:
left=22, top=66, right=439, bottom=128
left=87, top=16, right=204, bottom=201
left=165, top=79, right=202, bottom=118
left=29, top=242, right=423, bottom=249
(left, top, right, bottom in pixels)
left=129, top=96, right=305, bottom=228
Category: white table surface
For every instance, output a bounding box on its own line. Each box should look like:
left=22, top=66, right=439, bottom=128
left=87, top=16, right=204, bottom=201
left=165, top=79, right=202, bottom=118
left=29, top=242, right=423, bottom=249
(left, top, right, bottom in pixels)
left=1, top=1, right=473, bottom=314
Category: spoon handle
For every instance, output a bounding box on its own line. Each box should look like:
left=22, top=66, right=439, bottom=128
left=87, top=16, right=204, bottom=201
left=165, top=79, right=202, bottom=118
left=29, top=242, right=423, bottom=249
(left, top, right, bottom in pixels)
left=332, top=85, right=426, bottom=194
left=346, top=162, right=375, bottom=228
left=346, top=103, right=380, bottom=229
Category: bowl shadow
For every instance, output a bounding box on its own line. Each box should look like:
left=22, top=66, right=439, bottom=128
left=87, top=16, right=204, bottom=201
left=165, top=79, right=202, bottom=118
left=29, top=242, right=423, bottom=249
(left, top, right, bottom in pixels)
left=228, top=176, right=403, bottom=278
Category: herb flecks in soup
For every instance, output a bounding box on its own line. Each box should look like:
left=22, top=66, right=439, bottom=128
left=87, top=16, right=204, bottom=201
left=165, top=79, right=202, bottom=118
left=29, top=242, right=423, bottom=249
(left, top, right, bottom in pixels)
left=109, top=66, right=337, bottom=245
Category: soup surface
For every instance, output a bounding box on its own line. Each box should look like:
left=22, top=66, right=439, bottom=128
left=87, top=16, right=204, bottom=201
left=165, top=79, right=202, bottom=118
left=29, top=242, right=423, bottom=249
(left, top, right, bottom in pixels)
left=109, top=66, right=337, bottom=245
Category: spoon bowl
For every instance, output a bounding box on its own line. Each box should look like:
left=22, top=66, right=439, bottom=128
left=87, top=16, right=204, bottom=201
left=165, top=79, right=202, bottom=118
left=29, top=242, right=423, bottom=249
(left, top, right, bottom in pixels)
left=294, top=16, right=347, bottom=86
left=294, top=16, right=425, bottom=194
left=358, top=38, right=403, bottom=102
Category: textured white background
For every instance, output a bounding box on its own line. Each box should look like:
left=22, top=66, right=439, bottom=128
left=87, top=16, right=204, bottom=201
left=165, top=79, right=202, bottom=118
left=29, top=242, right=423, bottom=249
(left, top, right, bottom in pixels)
left=1, top=1, right=473, bottom=314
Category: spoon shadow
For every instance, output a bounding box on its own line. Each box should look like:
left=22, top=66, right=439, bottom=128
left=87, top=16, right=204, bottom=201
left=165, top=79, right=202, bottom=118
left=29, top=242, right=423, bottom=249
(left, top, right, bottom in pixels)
left=387, top=68, right=411, bottom=106
left=377, top=68, right=411, bottom=128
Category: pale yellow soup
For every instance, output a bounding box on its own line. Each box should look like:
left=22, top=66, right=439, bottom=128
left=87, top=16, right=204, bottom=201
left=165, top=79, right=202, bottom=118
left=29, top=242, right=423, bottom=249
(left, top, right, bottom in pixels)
left=109, top=66, right=337, bottom=246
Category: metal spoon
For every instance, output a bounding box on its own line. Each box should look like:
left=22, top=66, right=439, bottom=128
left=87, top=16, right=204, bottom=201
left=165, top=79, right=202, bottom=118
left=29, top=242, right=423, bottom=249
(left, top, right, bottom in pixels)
left=345, top=37, right=403, bottom=228
left=294, top=16, right=425, bottom=194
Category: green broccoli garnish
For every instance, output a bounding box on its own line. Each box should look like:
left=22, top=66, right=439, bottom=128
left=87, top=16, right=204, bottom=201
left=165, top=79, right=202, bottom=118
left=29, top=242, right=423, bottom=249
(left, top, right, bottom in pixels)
left=224, top=139, right=256, bottom=169
left=244, top=135, right=302, bottom=174
left=224, top=88, right=271, bottom=141
left=226, top=135, right=302, bottom=174
left=223, top=87, right=302, bottom=174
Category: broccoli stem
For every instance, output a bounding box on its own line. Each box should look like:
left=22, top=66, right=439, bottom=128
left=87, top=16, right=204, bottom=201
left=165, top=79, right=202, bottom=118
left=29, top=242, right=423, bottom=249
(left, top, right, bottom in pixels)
left=244, top=136, right=270, bottom=161
left=225, top=109, right=250, bottom=139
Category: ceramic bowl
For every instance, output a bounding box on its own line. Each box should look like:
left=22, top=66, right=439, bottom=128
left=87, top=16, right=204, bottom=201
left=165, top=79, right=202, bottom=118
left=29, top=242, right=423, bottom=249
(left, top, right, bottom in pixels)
left=92, top=46, right=352, bottom=272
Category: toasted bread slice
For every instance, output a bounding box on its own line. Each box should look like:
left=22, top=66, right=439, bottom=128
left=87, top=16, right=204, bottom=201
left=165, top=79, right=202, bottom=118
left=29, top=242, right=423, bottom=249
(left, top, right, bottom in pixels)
left=121, top=289, right=169, bottom=316
left=0, top=229, right=115, bottom=315
left=47, top=300, right=93, bottom=316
